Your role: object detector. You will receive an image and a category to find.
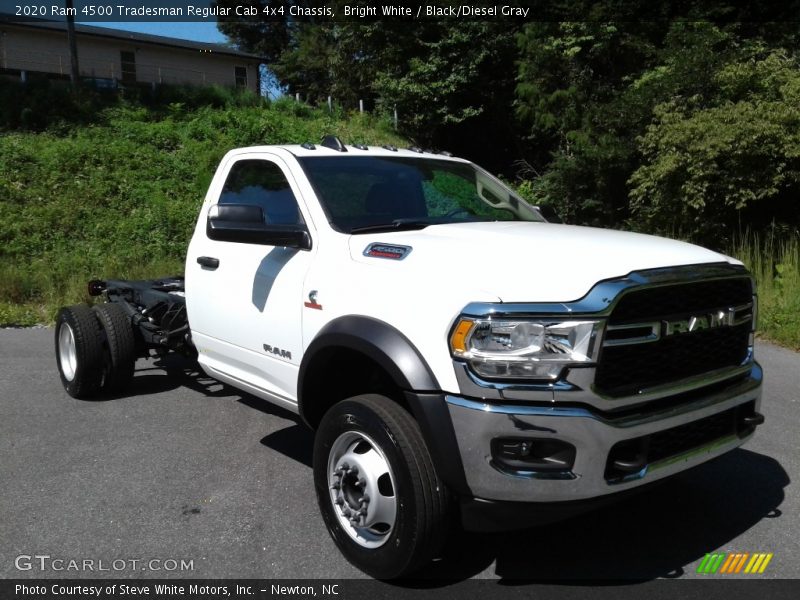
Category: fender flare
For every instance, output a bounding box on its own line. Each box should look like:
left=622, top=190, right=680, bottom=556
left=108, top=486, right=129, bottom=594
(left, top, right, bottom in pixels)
left=298, top=316, right=440, bottom=418
left=298, top=315, right=471, bottom=496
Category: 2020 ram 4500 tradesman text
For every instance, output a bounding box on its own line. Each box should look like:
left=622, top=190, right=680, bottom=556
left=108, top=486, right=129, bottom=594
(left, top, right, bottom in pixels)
left=54, top=135, right=764, bottom=578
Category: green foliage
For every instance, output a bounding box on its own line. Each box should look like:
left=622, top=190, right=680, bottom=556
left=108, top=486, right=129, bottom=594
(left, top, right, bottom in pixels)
left=371, top=21, right=519, bottom=139
left=731, top=231, right=800, bottom=350
left=0, top=100, right=405, bottom=325
left=212, top=12, right=519, bottom=146
left=0, top=77, right=117, bottom=130
left=629, top=47, right=800, bottom=241
left=271, top=24, right=338, bottom=104
left=514, top=20, right=800, bottom=243
left=4, top=12, right=800, bottom=347
left=213, top=0, right=292, bottom=66
left=0, top=79, right=266, bottom=131
left=514, top=20, right=665, bottom=226
left=211, top=5, right=800, bottom=245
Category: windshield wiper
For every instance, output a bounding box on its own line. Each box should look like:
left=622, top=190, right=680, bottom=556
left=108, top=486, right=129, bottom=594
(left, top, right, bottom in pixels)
left=349, top=219, right=433, bottom=234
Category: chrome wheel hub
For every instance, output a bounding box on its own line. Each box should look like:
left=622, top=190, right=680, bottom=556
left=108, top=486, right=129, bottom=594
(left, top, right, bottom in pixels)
left=327, top=431, right=397, bottom=549
left=58, top=323, right=77, bottom=382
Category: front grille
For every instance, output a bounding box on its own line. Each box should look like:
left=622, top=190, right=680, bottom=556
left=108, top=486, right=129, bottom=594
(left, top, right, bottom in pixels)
left=609, top=278, right=752, bottom=324
left=604, top=401, right=755, bottom=482
left=647, top=407, right=737, bottom=463
left=595, top=277, right=753, bottom=397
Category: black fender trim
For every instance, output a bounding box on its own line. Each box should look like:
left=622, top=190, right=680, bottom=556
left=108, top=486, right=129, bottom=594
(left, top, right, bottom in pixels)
left=404, top=391, right=471, bottom=497
left=298, top=315, right=439, bottom=406
left=298, top=315, right=471, bottom=496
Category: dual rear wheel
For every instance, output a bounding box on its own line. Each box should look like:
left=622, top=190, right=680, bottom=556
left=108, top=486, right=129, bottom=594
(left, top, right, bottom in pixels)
left=55, top=303, right=136, bottom=398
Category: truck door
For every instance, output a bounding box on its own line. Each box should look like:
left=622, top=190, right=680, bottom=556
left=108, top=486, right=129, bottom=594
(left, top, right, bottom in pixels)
left=186, top=154, right=314, bottom=408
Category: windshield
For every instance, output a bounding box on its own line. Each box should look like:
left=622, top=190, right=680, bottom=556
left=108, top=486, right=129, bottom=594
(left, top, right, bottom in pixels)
left=297, top=156, right=545, bottom=234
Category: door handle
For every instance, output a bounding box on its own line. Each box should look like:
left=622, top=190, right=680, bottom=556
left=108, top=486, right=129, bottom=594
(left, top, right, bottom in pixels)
left=197, top=256, right=220, bottom=269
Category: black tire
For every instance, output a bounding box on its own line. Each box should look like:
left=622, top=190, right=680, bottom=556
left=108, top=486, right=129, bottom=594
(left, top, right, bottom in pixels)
left=313, top=394, right=450, bottom=579
left=93, top=303, right=136, bottom=393
left=54, top=304, right=104, bottom=399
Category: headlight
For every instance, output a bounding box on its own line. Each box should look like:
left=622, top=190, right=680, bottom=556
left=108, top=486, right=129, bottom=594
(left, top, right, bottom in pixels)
left=450, top=317, right=603, bottom=380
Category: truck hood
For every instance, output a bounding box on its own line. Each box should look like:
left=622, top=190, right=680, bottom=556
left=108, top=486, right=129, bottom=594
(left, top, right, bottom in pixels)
left=348, top=221, right=737, bottom=302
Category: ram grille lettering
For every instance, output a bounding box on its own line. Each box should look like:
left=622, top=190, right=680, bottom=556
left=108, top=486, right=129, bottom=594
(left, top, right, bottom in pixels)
left=663, top=308, right=736, bottom=337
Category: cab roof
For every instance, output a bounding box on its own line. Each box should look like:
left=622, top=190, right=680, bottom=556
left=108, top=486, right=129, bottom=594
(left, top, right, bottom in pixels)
left=225, top=135, right=470, bottom=162
left=281, top=144, right=468, bottom=161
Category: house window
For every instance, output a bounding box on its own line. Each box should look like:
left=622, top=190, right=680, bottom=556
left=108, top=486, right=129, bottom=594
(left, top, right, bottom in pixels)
left=120, top=51, right=136, bottom=84
left=235, top=66, right=247, bottom=88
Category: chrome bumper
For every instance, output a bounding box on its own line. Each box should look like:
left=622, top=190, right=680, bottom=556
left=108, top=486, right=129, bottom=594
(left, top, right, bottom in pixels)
left=445, top=362, right=763, bottom=503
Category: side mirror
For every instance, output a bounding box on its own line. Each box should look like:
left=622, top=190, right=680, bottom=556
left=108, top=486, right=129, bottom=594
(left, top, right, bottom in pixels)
left=206, top=204, right=312, bottom=249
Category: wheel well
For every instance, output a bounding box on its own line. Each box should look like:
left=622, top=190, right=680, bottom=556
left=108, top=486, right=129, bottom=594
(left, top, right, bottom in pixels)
left=300, top=347, right=409, bottom=429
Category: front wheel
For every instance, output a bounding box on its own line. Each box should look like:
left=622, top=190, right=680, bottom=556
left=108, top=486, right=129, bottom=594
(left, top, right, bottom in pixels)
left=313, top=394, right=450, bottom=579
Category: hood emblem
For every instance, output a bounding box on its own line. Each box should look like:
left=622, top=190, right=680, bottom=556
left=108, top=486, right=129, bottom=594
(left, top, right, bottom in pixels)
left=363, top=243, right=412, bottom=260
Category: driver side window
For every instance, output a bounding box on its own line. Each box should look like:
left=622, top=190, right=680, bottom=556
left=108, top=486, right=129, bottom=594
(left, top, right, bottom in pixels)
left=219, top=160, right=304, bottom=225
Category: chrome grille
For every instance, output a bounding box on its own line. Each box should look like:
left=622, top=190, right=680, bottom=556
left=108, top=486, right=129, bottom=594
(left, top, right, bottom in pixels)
left=595, top=277, right=753, bottom=398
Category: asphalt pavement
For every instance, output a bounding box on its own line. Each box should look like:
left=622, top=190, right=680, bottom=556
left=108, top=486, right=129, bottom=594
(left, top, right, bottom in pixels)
left=0, top=328, right=797, bottom=582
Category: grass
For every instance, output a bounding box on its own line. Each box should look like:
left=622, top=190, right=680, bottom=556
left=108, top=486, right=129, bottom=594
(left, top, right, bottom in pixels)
left=0, top=95, right=406, bottom=326
left=730, top=232, right=800, bottom=350
left=1, top=89, right=797, bottom=350
left=0, top=257, right=185, bottom=327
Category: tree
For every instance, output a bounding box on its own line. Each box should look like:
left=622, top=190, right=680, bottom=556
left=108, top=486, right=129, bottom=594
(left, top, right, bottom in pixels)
left=213, top=0, right=297, bottom=63
left=629, top=45, right=800, bottom=242
left=513, top=14, right=800, bottom=237
left=212, top=3, right=519, bottom=157
left=213, top=2, right=800, bottom=241
left=371, top=22, right=520, bottom=143
left=514, top=20, right=666, bottom=225
left=212, top=1, right=372, bottom=105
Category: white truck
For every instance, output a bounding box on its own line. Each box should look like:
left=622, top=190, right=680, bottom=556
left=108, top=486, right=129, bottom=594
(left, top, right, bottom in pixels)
left=54, top=136, right=764, bottom=578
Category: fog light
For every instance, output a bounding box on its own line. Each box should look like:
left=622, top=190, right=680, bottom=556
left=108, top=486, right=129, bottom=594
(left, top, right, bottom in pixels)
left=490, top=437, right=576, bottom=474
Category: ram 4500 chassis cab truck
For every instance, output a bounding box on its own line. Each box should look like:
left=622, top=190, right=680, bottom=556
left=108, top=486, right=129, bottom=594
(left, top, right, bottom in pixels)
left=55, top=136, right=764, bottom=578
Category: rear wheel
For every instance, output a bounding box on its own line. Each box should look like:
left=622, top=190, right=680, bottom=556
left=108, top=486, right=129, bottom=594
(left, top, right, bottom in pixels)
left=93, top=303, right=136, bottom=393
left=313, top=394, right=450, bottom=579
left=55, top=305, right=104, bottom=399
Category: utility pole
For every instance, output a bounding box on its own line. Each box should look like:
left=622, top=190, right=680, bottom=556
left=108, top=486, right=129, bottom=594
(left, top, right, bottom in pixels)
left=65, top=0, right=80, bottom=88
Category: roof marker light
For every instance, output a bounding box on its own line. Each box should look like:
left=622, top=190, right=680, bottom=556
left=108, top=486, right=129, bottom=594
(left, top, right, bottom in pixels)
left=320, top=135, right=347, bottom=152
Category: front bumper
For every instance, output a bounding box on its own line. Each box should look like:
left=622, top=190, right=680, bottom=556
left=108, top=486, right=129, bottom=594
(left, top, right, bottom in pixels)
left=445, top=362, right=763, bottom=504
